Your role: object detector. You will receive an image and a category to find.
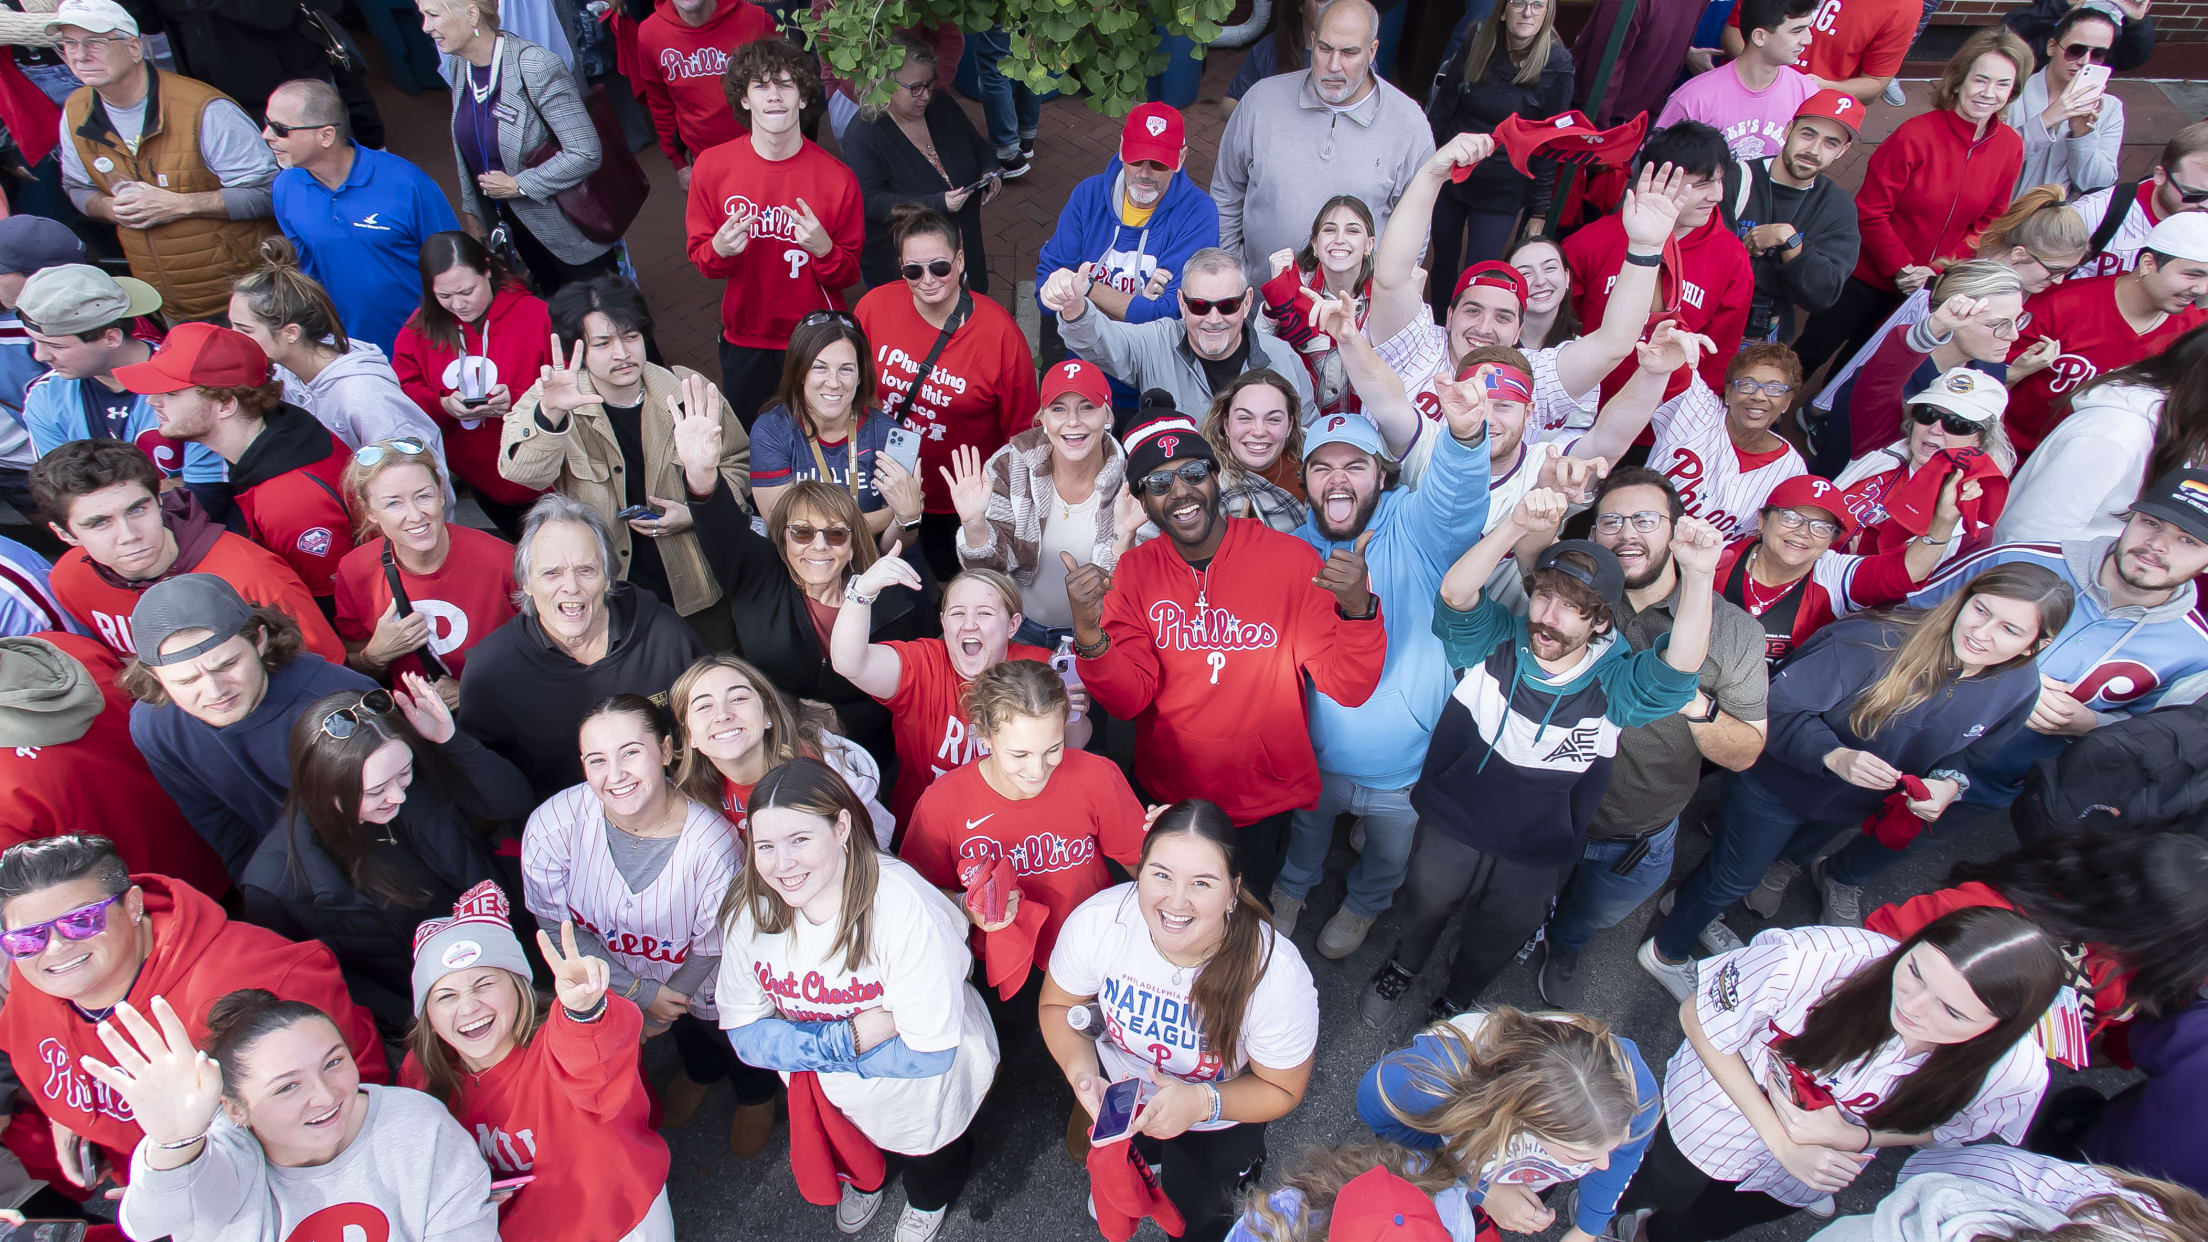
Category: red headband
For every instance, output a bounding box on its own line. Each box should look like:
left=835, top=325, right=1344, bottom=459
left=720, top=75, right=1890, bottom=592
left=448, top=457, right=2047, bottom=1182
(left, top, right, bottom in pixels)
left=1458, top=360, right=1535, bottom=404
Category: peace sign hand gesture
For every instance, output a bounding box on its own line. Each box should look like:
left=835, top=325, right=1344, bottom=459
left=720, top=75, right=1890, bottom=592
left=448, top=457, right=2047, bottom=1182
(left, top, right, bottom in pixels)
left=536, top=920, right=611, bottom=1016
left=792, top=198, right=830, bottom=258
left=78, top=998, right=223, bottom=1149
left=712, top=204, right=755, bottom=258
left=538, top=333, right=590, bottom=418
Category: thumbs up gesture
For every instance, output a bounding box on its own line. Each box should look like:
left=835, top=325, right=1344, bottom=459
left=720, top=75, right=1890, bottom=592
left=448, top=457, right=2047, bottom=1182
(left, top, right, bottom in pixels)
left=1062, top=550, right=1111, bottom=641
left=1314, top=530, right=1377, bottom=617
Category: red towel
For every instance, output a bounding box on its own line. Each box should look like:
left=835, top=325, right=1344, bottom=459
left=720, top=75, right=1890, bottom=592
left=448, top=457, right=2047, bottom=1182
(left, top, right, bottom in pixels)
left=1878, top=447, right=2007, bottom=537
left=786, top=1070, right=885, bottom=1207
left=1085, top=1137, right=1184, bottom=1241
left=961, top=857, right=1049, bottom=999
left=1860, top=775, right=1934, bottom=850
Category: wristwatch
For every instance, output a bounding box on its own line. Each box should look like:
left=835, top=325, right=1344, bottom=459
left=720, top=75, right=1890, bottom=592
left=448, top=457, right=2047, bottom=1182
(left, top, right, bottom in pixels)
left=1783, top=231, right=1804, bottom=251
left=1686, top=692, right=1720, bottom=724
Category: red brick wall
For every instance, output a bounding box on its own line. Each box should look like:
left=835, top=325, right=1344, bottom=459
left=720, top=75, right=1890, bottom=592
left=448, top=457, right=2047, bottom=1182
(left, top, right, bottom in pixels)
left=1930, top=0, right=2208, bottom=40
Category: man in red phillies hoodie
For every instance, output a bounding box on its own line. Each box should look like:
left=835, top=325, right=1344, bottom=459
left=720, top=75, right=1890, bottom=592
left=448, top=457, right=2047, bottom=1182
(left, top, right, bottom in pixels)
left=686, top=37, right=864, bottom=427
left=115, top=323, right=356, bottom=601
left=0, top=837, right=386, bottom=1194
left=1565, top=122, right=1753, bottom=408
left=1068, top=396, right=1385, bottom=899
left=635, top=0, right=775, bottom=188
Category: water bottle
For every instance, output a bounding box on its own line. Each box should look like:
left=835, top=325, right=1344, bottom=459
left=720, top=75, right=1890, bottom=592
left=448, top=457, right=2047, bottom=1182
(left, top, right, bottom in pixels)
left=1066, top=1001, right=1107, bottom=1040
left=1051, top=635, right=1085, bottom=723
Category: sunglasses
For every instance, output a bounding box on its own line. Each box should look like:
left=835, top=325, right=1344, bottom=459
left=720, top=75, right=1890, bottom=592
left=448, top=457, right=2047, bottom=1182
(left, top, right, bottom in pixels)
left=1182, top=294, right=1245, bottom=317
left=2059, top=41, right=2112, bottom=64
left=798, top=310, right=857, bottom=330
left=1911, top=406, right=1983, bottom=437
left=320, top=689, right=394, bottom=741
left=2, top=892, right=126, bottom=959
left=784, top=522, right=853, bottom=547
left=900, top=259, right=955, bottom=281
left=263, top=117, right=336, bottom=137
left=2167, top=172, right=2208, bottom=206
left=1594, top=510, right=1670, bottom=534
left=355, top=437, right=428, bottom=467
left=1136, top=460, right=1216, bottom=497
left=1727, top=377, right=1795, bottom=398
left=1771, top=508, right=1842, bottom=540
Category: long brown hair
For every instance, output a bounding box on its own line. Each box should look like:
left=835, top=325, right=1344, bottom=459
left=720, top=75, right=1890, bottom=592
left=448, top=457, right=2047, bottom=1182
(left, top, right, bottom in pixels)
left=1848, top=563, right=2072, bottom=738
left=1237, top=1142, right=1460, bottom=1242
left=1203, top=369, right=1307, bottom=481
left=1293, top=196, right=1376, bottom=292
left=1141, top=801, right=1275, bottom=1072
left=279, top=690, right=452, bottom=907
left=1995, top=1173, right=2208, bottom=1242
left=2070, top=320, right=2208, bottom=486
left=772, top=318, right=877, bottom=441
left=402, top=970, right=543, bottom=1106
left=1784, top=907, right=2065, bottom=1134
left=717, top=758, right=880, bottom=973
left=413, top=230, right=518, bottom=354
left=668, top=654, right=838, bottom=809
left=1461, top=0, right=1559, bottom=88
left=1375, top=1007, right=1642, bottom=1182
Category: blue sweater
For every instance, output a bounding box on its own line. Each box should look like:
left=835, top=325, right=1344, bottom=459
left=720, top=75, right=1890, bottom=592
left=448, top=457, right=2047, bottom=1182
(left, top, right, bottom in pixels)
left=1356, top=1020, right=1662, bottom=1237
left=1035, top=157, right=1220, bottom=328
left=1294, top=426, right=1491, bottom=788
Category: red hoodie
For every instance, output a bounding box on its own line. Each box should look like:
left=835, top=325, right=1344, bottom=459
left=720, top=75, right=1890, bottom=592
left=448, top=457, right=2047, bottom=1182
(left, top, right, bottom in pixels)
left=228, top=407, right=356, bottom=596
left=685, top=136, right=864, bottom=349
left=633, top=0, right=774, bottom=169
left=402, top=997, right=669, bottom=1241
left=1851, top=108, right=2024, bottom=292
left=0, top=876, right=386, bottom=1175
left=392, top=283, right=555, bottom=508
left=0, top=635, right=230, bottom=898
left=1078, top=520, right=1385, bottom=824
left=1564, top=210, right=1751, bottom=403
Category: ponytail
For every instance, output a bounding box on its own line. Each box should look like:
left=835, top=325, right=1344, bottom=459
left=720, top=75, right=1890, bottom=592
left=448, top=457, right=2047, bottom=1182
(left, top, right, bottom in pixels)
left=234, top=237, right=351, bottom=354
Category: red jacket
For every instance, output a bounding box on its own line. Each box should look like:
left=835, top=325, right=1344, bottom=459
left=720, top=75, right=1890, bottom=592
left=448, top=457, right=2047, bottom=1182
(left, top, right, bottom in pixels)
left=685, top=136, right=864, bottom=349
left=402, top=997, right=668, bottom=1241
left=392, top=283, right=555, bottom=508
left=0, top=635, right=229, bottom=898
left=1078, top=520, right=1386, bottom=823
left=634, top=0, right=774, bottom=168
left=1564, top=210, right=1751, bottom=403
left=228, top=407, right=356, bottom=596
left=1852, top=109, right=2024, bottom=292
left=0, top=876, right=386, bottom=1176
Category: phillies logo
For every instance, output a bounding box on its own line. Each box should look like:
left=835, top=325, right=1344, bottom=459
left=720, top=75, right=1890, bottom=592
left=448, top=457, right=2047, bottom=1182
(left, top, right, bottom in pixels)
left=1154, top=434, right=1180, bottom=457
left=722, top=195, right=803, bottom=244
left=1058, top=362, right=1084, bottom=381
left=133, top=426, right=187, bottom=476
left=658, top=46, right=729, bottom=81
left=2069, top=659, right=2162, bottom=707
left=285, top=1204, right=391, bottom=1242
left=39, top=1037, right=132, bottom=1122
left=957, top=832, right=1098, bottom=875
left=1145, top=114, right=1167, bottom=137
left=2045, top=353, right=2096, bottom=395
left=1147, top=600, right=1280, bottom=652
left=297, top=527, right=333, bottom=557
left=567, top=908, right=687, bottom=965
left=1323, top=416, right=1349, bottom=433
left=1660, top=447, right=1708, bottom=510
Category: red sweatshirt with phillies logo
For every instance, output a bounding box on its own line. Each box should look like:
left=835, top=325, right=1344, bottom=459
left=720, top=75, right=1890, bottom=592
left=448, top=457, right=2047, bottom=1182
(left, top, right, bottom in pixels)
left=633, top=0, right=775, bottom=168
left=1564, top=210, right=1752, bottom=405
left=1079, top=519, right=1385, bottom=823
left=685, top=136, right=864, bottom=349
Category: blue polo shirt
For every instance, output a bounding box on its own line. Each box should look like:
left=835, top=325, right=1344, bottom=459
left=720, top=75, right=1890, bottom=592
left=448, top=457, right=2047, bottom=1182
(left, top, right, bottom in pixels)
left=274, top=146, right=462, bottom=355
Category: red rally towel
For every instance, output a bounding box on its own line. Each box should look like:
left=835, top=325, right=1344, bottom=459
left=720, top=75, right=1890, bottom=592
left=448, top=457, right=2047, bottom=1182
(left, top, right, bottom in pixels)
left=1085, top=1135, right=1185, bottom=1241
left=787, top=1069, right=885, bottom=1207
left=960, top=856, right=1048, bottom=999
left=1861, top=775, right=1933, bottom=850
left=1880, top=447, right=2007, bottom=537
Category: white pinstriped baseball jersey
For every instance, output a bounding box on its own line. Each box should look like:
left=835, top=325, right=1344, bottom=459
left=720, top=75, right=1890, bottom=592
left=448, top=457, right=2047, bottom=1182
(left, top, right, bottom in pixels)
left=1648, top=379, right=1807, bottom=538
left=1664, top=925, right=2048, bottom=1208
left=1897, top=1145, right=2150, bottom=1216
left=521, top=784, right=740, bottom=1019
left=1369, top=316, right=1597, bottom=488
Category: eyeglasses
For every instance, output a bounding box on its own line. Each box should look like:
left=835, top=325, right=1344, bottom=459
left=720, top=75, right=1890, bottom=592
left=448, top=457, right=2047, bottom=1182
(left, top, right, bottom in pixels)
left=1, top=892, right=126, bottom=959
left=1135, top=460, right=1216, bottom=497
left=900, top=259, right=955, bottom=281
left=2167, top=172, right=2208, bottom=206
left=1505, top=0, right=1549, bottom=11
left=1910, top=406, right=1984, bottom=437
left=784, top=522, right=853, bottom=547
left=2059, top=41, right=2112, bottom=64
left=1770, top=508, right=1842, bottom=540
left=54, top=35, right=124, bottom=55
left=1594, top=510, right=1670, bottom=534
left=1727, top=377, right=1795, bottom=398
left=1182, top=294, right=1245, bottom=317
left=263, top=117, right=336, bottom=137
left=355, top=437, right=428, bottom=467
left=1983, top=311, right=2032, bottom=339
left=319, top=689, right=394, bottom=741
left=798, top=310, right=857, bottom=329
left=894, top=78, right=936, bottom=95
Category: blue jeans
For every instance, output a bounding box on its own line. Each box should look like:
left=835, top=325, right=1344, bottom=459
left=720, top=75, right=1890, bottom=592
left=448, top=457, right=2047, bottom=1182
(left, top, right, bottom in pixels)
left=1653, top=770, right=1843, bottom=961
left=1276, top=771, right=1419, bottom=917
left=972, top=29, right=1039, bottom=158
left=1012, top=617, right=1072, bottom=650
left=1547, top=821, right=1677, bottom=954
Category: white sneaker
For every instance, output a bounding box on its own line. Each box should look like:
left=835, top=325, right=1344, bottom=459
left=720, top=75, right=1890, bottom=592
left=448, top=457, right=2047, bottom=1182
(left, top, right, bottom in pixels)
left=1699, top=916, right=1747, bottom=956
left=836, top=1186, right=883, bottom=1234
left=1638, top=937, right=1697, bottom=1002
left=1805, top=1195, right=1838, bottom=1218
left=894, top=1203, right=949, bottom=1242
left=1881, top=78, right=1906, bottom=106
left=1745, top=859, right=1799, bottom=917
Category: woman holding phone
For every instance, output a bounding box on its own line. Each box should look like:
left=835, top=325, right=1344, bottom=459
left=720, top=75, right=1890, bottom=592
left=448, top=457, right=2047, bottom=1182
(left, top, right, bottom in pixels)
left=748, top=314, right=924, bottom=550
left=1041, top=801, right=1320, bottom=1242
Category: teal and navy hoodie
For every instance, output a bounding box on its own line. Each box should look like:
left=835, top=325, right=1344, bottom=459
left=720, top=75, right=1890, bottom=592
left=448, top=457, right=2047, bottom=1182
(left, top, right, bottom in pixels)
left=1416, top=592, right=1698, bottom=866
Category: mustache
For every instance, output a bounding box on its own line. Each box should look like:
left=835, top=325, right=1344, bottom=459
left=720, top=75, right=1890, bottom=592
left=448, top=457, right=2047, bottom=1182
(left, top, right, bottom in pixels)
left=1528, top=623, right=1571, bottom=645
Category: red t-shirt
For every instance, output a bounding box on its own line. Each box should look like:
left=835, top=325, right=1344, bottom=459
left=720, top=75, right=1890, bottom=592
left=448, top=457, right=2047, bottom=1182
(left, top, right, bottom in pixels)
left=684, top=136, right=863, bottom=349
left=854, top=283, right=1040, bottom=513
left=899, top=750, right=1146, bottom=966
left=2005, top=274, right=2208, bottom=455
left=1564, top=211, right=1752, bottom=404
left=721, top=775, right=757, bottom=836
left=331, top=525, right=518, bottom=678
left=1727, top=0, right=1916, bottom=83
left=52, top=531, right=344, bottom=664
left=878, top=638, right=1050, bottom=825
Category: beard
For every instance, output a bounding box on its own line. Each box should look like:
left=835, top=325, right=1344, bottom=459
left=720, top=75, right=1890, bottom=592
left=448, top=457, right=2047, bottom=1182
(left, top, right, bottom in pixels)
left=1616, top=543, right=1673, bottom=591
left=1313, top=486, right=1382, bottom=543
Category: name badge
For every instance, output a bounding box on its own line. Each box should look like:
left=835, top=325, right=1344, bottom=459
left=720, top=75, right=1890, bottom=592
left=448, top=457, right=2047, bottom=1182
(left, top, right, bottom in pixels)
left=492, top=102, right=520, bottom=123
left=155, top=173, right=169, bottom=187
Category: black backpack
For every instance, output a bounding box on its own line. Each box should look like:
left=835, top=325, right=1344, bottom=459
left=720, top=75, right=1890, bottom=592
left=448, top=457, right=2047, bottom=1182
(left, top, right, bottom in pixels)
left=2079, top=178, right=2143, bottom=273
left=2014, top=697, right=2208, bottom=839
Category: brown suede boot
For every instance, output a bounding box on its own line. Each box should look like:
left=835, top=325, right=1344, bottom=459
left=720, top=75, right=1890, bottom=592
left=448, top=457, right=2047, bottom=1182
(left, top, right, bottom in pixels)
left=659, top=1072, right=712, bottom=1129
left=729, top=1096, right=781, bottom=1159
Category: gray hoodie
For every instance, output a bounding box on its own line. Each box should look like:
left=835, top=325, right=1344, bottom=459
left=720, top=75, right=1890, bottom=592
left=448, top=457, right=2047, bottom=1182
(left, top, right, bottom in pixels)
left=1808, top=1173, right=2070, bottom=1242
left=121, top=1084, right=497, bottom=1242
left=281, top=341, right=456, bottom=510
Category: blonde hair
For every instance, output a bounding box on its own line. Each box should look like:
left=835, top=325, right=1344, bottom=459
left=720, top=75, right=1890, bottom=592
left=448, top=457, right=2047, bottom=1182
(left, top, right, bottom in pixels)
left=1238, top=1142, right=1459, bottom=1242
left=342, top=439, right=449, bottom=540
left=943, top=567, right=1021, bottom=618
left=1931, top=26, right=2033, bottom=114
left=402, top=970, right=541, bottom=1106
left=233, top=237, right=350, bottom=356
left=1979, top=186, right=2090, bottom=264
left=1991, top=1172, right=2208, bottom=1242
left=961, top=659, right=1069, bottom=738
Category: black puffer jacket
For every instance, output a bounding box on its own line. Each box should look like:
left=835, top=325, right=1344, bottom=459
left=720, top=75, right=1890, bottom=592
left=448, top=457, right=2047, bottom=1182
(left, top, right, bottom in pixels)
left=1426, top=37, right=1575, bottom=215
left=2015, top=698, right=2208, bottom=839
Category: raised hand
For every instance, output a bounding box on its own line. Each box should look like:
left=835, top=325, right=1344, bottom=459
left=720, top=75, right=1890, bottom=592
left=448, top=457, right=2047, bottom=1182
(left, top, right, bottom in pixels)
left=1313, top=530, right=1376, bottom=616
left=536, top=919, right=611, bottom=1015
left=537, top=333, right=589, bottom=418
left=939, top=444, right=992, bottom=528
left=711, top=204, right=756, bottom=258
left=1267, top=248, right=1297, bottom=279
left=1620, top=161, right=1686, bottom=249
left=1428, top=132, right=1496, bottom=180
left=392, top=670, right=456, bottom=745
left=791, top=197, right=830, bottom=258
left=1435, top=370, right=1490, bottom=443
left=1040, top=266, right=1095, bottom=319
left=1543, top=452, right=1610, bottom=505
left=851, top=538, right=925, bottom=600
left=1511, top=487, right=1570, bottom=538
left=1062, top=551, right=1111, bottom=636
left=668, top=373, right=725, bottom=484
left=1307, top=293, right=1358, bottom=343
left=78, top=998, right=224, bottom=1148
left=1927, top=293, right=1989, bottom=337
left=1635, top=320, right=1716, bottom=377
left=1669, top=514, right=1726, bottom=578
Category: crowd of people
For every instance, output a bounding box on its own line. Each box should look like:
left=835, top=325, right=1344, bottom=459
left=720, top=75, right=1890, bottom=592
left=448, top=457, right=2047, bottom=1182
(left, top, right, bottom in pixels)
left=0, top=0, right=2202, bottom=1238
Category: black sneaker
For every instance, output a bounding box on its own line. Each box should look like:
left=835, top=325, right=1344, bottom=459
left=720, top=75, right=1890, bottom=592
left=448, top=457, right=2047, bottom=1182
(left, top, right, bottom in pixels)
left=1424, top=993, right=1466, bottom=1026
left=998, top=154, right=1032, bottom=180
left=1359, top=961, right=1414, bottom=1028
left=1536, top=941, right=1585, bottom=1009
left=1020, top=137, right=1036, bottom=161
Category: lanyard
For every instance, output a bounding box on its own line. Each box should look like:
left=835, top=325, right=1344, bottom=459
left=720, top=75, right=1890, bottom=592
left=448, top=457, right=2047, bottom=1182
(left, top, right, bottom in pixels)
left=467, top=38, right=505, bottom=178
left=804, top=429, right=861, bottom=502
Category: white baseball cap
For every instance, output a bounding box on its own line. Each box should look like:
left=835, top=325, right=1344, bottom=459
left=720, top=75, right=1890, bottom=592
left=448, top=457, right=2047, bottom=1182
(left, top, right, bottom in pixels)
left=45, top=0, right=138, bottom=37
left=1907, top=366, right=2007, bottom=426
left=2144, top=211, right=2208, bottom=264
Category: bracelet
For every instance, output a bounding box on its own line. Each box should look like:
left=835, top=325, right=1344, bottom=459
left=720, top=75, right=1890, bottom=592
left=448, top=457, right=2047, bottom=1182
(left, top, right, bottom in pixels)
left=1912, top=533, right=1955, bottom=546
left=1073, top=631, right=1110, bottom=659
left=1204, top=1083, right=1223, bottom=1125
left=566, top=996, right=608, bottom=1023
left=153, top=1131, right=209, bottom=1151
left=1624, top=248, right=1663, bottom=268
left=898, top=515, right=923, bottom=529
left=844, top=582, right=879, bottom=606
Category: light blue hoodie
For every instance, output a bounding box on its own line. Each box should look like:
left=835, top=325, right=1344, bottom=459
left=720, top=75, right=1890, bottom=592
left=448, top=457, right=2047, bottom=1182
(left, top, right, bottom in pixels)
left=1294, top=425, right=1491, bottom=788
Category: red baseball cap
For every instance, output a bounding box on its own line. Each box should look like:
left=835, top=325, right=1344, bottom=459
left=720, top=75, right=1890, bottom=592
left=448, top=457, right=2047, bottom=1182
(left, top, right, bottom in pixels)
left=1492, top=109, right=1648, bottom=181
left=1038, top=358, right=1113, bottom=410
left=113, top=321, right=270, bottom=395
left=1762, top=474, right=1857, bottom=538
left=1452, top=259, right=1529, bottom=309
left=1120, top=103, right=1186, bottom=170
left=1327, top=1167, right=1451, bottom=1242
left=1793, top=88, right=1863, bottom=137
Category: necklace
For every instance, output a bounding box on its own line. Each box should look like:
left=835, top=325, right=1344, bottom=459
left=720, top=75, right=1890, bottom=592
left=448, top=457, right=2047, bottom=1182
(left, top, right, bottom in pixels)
left=468, top=36, right=504, bottom=103
left=1739, top=549, right=1800, bottom=616
left=1189, top=559, right=1214, bottom=611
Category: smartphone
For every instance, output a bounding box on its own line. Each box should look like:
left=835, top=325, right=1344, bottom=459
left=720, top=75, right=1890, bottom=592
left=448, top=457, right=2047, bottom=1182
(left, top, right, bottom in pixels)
left=0, top=1223, right=89, bottom=1242
left=459, top=395, right=491, bottom=409
left=1089, top=1077, right=1144, bottom=1146
left=884, top=426, right=923, bottom=475
left=2072, top=62, right=2112, bottom=98
left=616, top=503, right=664, bottom=522
left=488, top=1174, right=537, bottom=1192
